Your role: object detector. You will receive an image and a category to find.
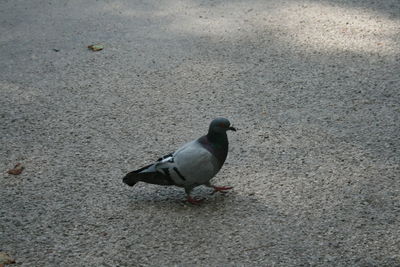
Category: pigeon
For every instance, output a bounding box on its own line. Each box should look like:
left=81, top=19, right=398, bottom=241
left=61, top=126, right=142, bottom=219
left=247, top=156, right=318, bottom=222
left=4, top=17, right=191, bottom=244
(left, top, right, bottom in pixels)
left=123, top=117, right=236, bottom=204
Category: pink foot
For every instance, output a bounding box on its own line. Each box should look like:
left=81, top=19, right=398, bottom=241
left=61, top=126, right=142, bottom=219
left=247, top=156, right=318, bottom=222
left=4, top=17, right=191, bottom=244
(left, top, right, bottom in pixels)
left=212, top=186, right=233, bottom=194
left=187, top=196, right=204, bottom=205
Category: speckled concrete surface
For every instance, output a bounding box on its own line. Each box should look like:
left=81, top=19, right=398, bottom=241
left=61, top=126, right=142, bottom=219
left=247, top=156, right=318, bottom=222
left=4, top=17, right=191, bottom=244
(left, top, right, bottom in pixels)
left=1, top=0, right=399, bottom=266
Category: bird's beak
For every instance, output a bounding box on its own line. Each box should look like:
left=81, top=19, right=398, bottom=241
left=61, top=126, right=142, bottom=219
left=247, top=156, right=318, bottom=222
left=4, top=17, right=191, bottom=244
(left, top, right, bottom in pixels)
left=228, top=126, right=237, bottom=131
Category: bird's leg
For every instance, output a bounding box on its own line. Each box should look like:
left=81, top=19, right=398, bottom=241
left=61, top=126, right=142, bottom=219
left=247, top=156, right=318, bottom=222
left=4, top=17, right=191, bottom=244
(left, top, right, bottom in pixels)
left=185, top=187, right=203, bottom=204
left=205, top=182, right=233, bottom=195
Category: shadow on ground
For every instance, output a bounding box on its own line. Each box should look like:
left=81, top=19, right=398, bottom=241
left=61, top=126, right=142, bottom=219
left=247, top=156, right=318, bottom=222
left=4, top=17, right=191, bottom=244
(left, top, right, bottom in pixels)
left=0, top=0, right=399, bottom=266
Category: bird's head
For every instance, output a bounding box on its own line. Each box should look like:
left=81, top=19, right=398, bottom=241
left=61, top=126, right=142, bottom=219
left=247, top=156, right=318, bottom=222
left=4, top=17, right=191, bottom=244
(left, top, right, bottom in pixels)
left=209, top=117, right=236, bottom=134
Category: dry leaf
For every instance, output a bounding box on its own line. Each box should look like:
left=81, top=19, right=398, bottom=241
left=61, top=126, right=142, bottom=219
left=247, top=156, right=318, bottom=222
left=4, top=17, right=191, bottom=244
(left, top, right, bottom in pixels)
left=0, top=252, right=16, bottom=265
left=87, top=44, right=104, bottom=51
left=7, top=163, right=24, bottom=175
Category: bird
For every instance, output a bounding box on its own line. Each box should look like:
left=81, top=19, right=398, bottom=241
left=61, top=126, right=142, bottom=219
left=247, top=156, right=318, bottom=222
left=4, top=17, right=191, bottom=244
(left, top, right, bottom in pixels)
left=123, top=117, right=236, bottom=204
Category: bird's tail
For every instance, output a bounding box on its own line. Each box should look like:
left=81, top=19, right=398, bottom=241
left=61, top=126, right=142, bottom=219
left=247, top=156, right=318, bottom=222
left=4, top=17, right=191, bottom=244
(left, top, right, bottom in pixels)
left=122, top=164, right=154, bottom=186
left=122, top=164, right=175, bottom=186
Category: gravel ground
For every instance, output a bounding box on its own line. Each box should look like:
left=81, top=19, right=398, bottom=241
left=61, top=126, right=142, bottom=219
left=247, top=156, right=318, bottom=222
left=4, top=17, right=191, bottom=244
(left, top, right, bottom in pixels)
left=1, top=0, right=399, bottom=266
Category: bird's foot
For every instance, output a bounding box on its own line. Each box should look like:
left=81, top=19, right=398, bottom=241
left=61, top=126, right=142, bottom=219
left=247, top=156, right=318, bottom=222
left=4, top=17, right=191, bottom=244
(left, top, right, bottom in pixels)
left=187, top=196, right=204, bottom=205
left=211, top=186, right=233, bottom=195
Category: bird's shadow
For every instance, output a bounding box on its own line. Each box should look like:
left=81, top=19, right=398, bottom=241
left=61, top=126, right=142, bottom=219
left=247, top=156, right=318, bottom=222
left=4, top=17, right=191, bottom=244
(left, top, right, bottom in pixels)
left=127, top=185, right=222, bottom=202
left=125, top=184, right=266, bottom=215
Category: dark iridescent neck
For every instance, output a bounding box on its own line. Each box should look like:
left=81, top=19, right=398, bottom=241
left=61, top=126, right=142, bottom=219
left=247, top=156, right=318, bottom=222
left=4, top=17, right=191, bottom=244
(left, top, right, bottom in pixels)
left=207, top=130, right=228, bottom=145
left=203, top=131, right=229, bottom=168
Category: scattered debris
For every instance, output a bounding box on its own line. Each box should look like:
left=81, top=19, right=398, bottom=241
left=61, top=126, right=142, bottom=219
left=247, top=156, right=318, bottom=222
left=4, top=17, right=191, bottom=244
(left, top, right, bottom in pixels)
left=0, top=252, right=16, bottom=266
left=7, top=163, right=24, bottom=175
left=87, top=44, right=104, bottom=51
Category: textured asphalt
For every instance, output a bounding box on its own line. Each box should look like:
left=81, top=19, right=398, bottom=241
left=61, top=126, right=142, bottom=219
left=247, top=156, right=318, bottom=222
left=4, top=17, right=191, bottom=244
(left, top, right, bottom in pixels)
left=1, top=0, right=399, bottom=266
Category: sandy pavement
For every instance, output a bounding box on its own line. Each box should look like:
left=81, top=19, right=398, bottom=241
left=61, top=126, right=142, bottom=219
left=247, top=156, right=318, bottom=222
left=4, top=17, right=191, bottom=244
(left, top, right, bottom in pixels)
left=1, top=0, right=399, bottom=266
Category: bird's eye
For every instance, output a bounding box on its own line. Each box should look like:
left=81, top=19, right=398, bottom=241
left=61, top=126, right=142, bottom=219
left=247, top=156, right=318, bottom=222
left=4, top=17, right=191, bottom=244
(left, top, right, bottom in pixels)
left=219, top=123, right=226, bottom=127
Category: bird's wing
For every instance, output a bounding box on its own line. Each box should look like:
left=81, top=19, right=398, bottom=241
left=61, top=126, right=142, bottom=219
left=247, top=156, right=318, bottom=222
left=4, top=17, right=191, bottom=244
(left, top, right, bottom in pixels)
left=155, top=140, right=219, bottom=186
